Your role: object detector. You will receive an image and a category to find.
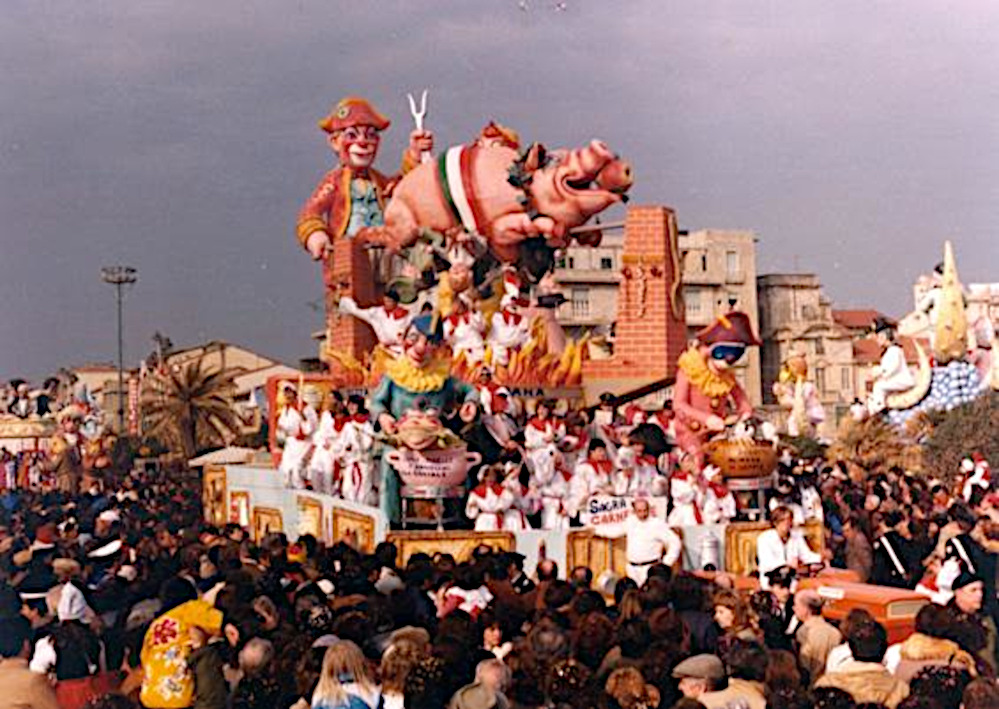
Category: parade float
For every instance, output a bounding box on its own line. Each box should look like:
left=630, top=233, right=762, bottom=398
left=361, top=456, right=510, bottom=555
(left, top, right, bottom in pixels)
left=208, top=92, right=814, bottom=581
left=868, top=241, right=997, bottom=425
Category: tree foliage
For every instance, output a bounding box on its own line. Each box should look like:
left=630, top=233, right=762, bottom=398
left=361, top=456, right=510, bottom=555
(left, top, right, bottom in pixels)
left=923, top=391, right=999, bottom=483
left=140, top=356, right=240, bottom=459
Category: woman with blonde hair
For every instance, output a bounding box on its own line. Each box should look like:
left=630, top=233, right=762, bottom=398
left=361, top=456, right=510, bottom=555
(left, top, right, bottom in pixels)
left=378, top=639, right=423, bottom=709
left=311, top=640, right=381, bottom=709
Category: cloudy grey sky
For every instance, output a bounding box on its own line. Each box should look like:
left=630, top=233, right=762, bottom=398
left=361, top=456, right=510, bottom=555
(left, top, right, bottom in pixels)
left=2, top=1, right=997, bottom=377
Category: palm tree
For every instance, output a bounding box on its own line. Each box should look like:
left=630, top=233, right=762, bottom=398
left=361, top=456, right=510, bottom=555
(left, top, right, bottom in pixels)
left=141, top=356, right=240, bottom=459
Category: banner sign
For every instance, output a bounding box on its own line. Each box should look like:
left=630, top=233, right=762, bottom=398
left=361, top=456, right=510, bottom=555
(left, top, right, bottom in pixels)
left=581, top=495, right=667, bottom=527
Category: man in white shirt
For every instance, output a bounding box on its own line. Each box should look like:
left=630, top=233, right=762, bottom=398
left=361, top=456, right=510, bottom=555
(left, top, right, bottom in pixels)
left=757, top=506, right=823, bottom=589
left=594, top=497, right=682, bottom=586
left=275, top=383, right=317, bottom=489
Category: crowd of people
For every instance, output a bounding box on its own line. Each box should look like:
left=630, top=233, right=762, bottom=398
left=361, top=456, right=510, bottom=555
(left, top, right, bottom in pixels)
left=0, top=445, right=998, bottom=709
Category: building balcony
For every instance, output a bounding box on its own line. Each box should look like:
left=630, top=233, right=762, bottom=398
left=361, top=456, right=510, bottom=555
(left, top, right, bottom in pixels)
left=553, top=269, right=621, bottom=285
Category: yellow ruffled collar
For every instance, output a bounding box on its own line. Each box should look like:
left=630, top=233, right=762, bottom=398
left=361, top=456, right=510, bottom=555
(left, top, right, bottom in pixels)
left=677, top=346, right=737, bottom=398
left=384, top=353, right=452, bottom=392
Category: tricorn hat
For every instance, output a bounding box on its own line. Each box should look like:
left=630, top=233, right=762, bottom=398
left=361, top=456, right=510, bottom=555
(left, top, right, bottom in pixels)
left=319, top=96, right=390, bottom=134
left=695, top=311, right=761, bottom=347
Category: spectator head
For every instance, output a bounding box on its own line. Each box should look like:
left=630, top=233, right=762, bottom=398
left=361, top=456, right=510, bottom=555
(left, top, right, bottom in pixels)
left=908, top=666, right=972, bottom=709
left=238, top=637, right=274, bottom=676
left=792, top=590, right=824, bottom=623
left=962, top=678, right=999, bottom=709
left=617, top=618, right=652, bottom=660
left=839, top=608, right=875, bottom=640
left=475, top=657, right=511, bottom=694
left=771, top=506, right=793, bottom=538
left=952, top=572, right=984, bottom=614
left=713, top=590, right=749, bottom=631
left=543, top=580, right=574, bottom=610
left=313, top=640, right=376, bottom=705
left=604, top=666, right=660, bottom=709
left=159, top=576, right=197, bottom=612
left=912, top=602, right=951, bottom=638
left=949, top=503, right=977, bottom=533
left=671, top=653, right=724, bottom=697
left=0, top=615, right=31, bottom=658
left=570, top=565, right=593, bottom=590
left=537, top=558, right=559, bottom=582
left=811, top=687, right=857, bottom=709
left=379, top=638, right=423, bottom=696
left=726, top=640, right=768, bottom=682
left=847, top=619, right=889, bottom=663
left=574, top=612, right=615, bottom=670
left=614, top=577, right=638, bottom=606
left=764, top=649, right=801, bottom=694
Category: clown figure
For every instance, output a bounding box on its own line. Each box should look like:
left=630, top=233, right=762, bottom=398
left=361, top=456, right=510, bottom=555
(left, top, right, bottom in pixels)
left=673, top=312, right=758, bottom=467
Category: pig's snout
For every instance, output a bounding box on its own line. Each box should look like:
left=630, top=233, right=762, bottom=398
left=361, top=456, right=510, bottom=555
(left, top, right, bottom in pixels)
left=596, top=160, right=633, bottom=194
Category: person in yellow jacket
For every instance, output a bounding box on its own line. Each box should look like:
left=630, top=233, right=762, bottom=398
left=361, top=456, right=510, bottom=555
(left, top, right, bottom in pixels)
left=140, top=580, right=223, bottom=709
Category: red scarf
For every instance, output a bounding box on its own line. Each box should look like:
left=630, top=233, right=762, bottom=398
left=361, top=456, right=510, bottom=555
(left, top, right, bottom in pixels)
left=528, top=417, right=553, bottom=432
left=384, top=306, right=409, bottom=320
left=501, top=310, right=522, bottom=326
left=473, top=483, right=504, bottom=497
left=588, top=458, right=613, bottom=475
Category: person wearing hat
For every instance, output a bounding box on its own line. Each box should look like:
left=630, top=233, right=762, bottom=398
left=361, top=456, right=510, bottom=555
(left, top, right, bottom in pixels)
left=275, top=381, right=318, bottom=489
left=945, top=570, right=998, bottom=673
left=339, top=288, right=414, bottom=356
left=297, top=96, right=433, bottom=261
left=369, top=315, right=478, bottom=523
left=487, top=294, right=531, bottom=367
left=867, top=316, right=915, bottom=414
left=48, top=404, right=85, bottom=494
left=673, top=311, right=760, bottom=466
left=672, top=653, right=725, bottom=701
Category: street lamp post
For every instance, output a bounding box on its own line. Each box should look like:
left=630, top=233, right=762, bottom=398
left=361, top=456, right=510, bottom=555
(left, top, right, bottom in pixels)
left=101, top=266, right=138, bottom=433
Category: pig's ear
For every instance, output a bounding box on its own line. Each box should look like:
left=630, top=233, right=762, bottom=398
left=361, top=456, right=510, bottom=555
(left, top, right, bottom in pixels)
left=522, top=142, right=547, bottom=173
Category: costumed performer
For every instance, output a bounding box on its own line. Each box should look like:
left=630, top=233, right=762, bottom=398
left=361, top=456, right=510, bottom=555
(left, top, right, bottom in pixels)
left=369, top=315, right=478, bottom=524
left=699, top=465, right=737, bottom=525
left=338, top=288, right=413, bottom=356
left=339, top=395, right=377, bottom=504
left=673, top=311, right=758, bottom=466
left=465, top=465, right=515, bottom=532
left=48, top=404, right=85, bottom=494
left=867, top=317, right=915, bottom=414
left=592, top=496, right=683, bottom=585
left=667, top=453, right=703, bottom=526
left=275, top=382, right=317, bottom=489
left=569, top=439, right=615, bottom=519
left=488, top=294, right=531, bottom=367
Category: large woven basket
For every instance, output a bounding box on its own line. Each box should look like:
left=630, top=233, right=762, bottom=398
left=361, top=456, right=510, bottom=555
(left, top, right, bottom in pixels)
left=704, top=439, right=778, bottom=479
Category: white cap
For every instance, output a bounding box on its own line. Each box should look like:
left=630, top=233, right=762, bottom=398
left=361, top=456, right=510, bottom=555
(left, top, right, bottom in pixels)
left=98, top=509, right=121, bottom=524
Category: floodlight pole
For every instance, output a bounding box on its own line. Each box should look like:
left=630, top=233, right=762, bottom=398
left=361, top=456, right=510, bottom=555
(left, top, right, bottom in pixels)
left=101, top=266, right=138, bottom=433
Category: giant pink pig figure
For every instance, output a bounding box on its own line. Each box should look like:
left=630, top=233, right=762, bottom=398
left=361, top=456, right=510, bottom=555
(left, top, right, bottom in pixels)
left=359, top=140, right=632, bottom=261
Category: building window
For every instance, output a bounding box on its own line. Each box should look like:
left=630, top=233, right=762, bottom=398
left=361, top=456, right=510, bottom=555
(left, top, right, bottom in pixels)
left=815, top=338, right=825, bottom=355
left=556, top=257, right=567, bottom=269
left=725, top=250, right=739, bottom=278
left=841, top=367, right=850, bottom=391
left=815, top=367, right=825, bottom=395
left=571, top=287, right=590, bottom=319
left=568, top=256, right=575, bottom=269
left=600, top=256, right=613, bottom=270
left=685, top=288, right=702, bottom=317
left=700, top=253, right=708, bottom=271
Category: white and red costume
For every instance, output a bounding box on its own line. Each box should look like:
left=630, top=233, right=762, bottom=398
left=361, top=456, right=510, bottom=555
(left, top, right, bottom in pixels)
left=524, top=415, right=567, bottom=474
left=338, top=413, right=376, bottom=504
left=339, top=297, right=412, bottom=354
left=309, top=411, right=346, bottom=495
left=444, top=308, right=487, bottom=365
left=534, top=466, right=571, bottom=530
left=502, top=470, right=539, bottom=531
left=488, top=297, right=530, bottom=367
left=277, top=399, right=317, bottom=489
left=613, top=453, right=665, bottom=497
left=962, top=453, right=991, bottom=501
left=465, top=481, right=514, bottom=531
left=699, top=466, right=736, bottom=524
left=667, top=468, right=703, bottom=526
left=569, top=455, right=614, bottom=517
